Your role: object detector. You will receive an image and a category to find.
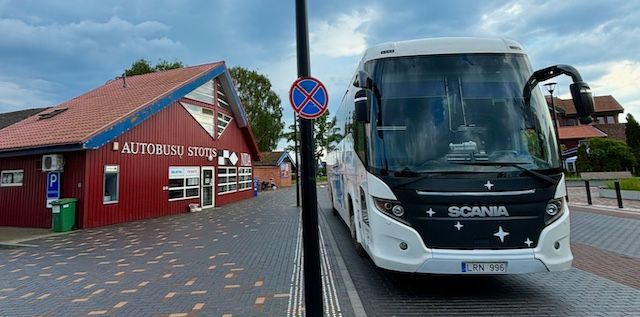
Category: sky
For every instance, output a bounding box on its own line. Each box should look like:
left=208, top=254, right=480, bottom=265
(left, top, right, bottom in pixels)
left=1, top=0, right=639, bottom=149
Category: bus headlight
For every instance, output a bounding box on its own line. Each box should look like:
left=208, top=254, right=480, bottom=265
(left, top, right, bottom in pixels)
left=373, top=197, right=409, bottom=224
left=544, top=198, right=564, bottom=225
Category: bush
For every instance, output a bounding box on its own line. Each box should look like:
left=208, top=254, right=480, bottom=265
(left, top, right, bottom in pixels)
left=606, top=178, right=640, bottom=191
left=576, top=138, right=637, bottom=172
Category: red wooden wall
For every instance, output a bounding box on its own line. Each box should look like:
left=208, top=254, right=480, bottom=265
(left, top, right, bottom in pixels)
left=0, top=152, right=85, bottom=228
left=82, top=101, right=254, bottom=228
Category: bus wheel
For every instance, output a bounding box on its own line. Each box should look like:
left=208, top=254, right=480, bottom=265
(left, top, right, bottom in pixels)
left=350, top=212, right=366, bottom=257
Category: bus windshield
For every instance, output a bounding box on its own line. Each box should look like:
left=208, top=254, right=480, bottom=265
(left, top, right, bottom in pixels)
left=367, top=53, right=560, bottom=175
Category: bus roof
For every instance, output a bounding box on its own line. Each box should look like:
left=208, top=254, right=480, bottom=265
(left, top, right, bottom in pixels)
left=361, top=37, right=526, bottom=64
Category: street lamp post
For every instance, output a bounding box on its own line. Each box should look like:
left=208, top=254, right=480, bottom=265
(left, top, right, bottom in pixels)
left=544, top=82, right=562, bottom=160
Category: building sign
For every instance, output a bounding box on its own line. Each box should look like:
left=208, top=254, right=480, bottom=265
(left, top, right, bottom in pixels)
left=120, top=141, right=217, bottom=159
left=218, top=150, right=239, bottom=166
left=46, top=172, right=61, bottom=208
left=280, top=163, right=290, bottom=179
left=169, top=166, right=200, bottom=179
left=241, top=153, right=252, bottom=166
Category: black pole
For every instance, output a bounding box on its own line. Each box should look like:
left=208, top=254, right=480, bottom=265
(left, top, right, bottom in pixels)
left=294, top=115, right=300, bottom=207
left=614, top=181, right=623, bottom=208
left=549, top=93, right=562, bottom=160
left=585, top=180, right=592, bottom=205
left=295, top=0, right=323, bottom=315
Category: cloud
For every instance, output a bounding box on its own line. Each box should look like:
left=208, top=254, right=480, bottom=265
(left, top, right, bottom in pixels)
left=587, top=60, right=640, bottom=118
left=309, top=8, right=378, bottom=58
left=0, top=15, right=185, bottom=111
left=0, top=17, right=182, bottom=71
left=0, top=80, right=56, bottom=112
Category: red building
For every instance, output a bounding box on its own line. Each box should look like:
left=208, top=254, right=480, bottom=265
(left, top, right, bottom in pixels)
left=0, top=62, right=260, bottom=228
left=254, top=151, right=296, bottom=188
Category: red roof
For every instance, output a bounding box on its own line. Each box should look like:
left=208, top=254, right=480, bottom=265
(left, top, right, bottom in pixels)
left=0, top=63, right=221, bottom=151
left=558, top=125, right=607, bottom=140
left=547, top=95, right=624, bottom=115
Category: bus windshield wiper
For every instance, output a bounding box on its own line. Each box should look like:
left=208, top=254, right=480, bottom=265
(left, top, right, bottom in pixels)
left=391, top=170, right=470, bottom=189
left=452, top=161, right=558, bottom=185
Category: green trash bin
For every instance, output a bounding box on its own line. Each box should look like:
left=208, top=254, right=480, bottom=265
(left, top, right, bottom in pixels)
left=51, top=198, right=77, bottom=232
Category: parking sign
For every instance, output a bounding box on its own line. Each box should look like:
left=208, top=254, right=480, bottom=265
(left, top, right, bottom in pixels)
left=46, top=172, right=60, bottom=208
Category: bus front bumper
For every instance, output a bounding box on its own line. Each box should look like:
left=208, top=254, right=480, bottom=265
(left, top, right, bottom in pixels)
left=367, top=208, right=573, bottom=274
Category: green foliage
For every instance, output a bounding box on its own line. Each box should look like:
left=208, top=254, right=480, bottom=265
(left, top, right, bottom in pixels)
left=576, top=138, right=637, bottom=172
left=283, top=110, right=342, bottom=165
left=626, top=114, right=640, bottom=150
left=124, top=58, right=184, bottom=76
left=626, top=114, right=640, bottom=175
left=230, top=66, right=284, bottom=152
left=314, top=110, right=342, bottom=162
left=606, top=178, right=640, bottom=191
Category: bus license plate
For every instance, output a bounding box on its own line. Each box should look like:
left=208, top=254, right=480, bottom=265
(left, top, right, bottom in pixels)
left=462, top=262, right=507, bottom=273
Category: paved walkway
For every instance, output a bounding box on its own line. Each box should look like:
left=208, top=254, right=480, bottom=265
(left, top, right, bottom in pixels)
left=0, top=227, right=60, bottom=245
left=0, top=188, right=351, bottom=316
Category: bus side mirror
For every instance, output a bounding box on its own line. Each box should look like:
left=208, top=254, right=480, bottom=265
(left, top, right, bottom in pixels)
left=354, top=70, right=373, bottom=90
left=354, top=90, right=370, bottom=123
left=570, top=81, right=595, bottom=124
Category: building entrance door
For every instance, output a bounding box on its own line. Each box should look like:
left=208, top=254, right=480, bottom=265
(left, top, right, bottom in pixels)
left=201, top=167, right=214, bottom=208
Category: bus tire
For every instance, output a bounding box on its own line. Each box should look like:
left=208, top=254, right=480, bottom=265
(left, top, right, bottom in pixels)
left=349, top=208, right=366, bottom=257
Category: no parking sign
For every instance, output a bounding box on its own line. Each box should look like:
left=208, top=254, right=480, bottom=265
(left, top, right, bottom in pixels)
left=289, top=76, right=328, bottom=119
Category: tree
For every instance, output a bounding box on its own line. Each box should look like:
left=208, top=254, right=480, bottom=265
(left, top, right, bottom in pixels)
left=314, top=110, right=342, bottom=162
left=626, top=114, right=640, bottom=175
left=230, top=67, right=284, bottom=151
left=283, top=110, right=342, bottom=164
left=626, top=114, right=640, bottom=150
left=576, top=138, right=637, bottom=172
left=124, top=58, right=184, bottom=76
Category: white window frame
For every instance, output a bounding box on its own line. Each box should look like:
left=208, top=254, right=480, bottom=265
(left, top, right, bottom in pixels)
left=182, top=102, right=215, bottom=137
left=218, top=167, right=237, bottom=195
left=0, top=170, right=24, bottom=187
left=103, top=165, right=119, bottom=204
left=238, top=167, right=253, bottom=191
left=168, top=166, right=201, bottom=201
left=217, top=112, right=233, bottom=137
left=185, top=80, right=214, bottom=104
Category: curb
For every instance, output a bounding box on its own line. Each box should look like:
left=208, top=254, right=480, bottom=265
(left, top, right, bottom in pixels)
left=319, top=207, right=368, bottom=317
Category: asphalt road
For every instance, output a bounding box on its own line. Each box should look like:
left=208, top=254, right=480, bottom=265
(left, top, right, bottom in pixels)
left=318, top=187, right=640, bottom=317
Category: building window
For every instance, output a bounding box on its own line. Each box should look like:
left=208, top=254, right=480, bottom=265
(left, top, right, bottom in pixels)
left=216, top=79, right=231, bottom=110
left=606, top=115, right=616, bottom=124
left=103, top=165, right=119, bottom=203
left=182, top=102, right=215, bottom=137
left=238, top=167, right=252, bottom=191
left=218, top=167, right=237, bottom=194
left=217, top=112, right=233, bottom=137
left=169, top=167, right=200, bottom=201
left=1, top=170, right=24, bottom=187
left=185, top=80, right=214, bottom=104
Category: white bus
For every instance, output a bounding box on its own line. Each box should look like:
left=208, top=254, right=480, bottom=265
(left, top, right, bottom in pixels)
left=326, top=37, right=594, bottom=274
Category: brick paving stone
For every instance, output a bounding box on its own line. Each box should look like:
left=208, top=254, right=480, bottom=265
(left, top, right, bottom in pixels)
left=572, top=242, right=640, bottom=289
left=570, top=208, right=640, bottom=257
left=0, top=187, right=355, bottom=316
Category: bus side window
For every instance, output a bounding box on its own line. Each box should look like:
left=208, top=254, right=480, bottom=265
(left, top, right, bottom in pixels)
left=353, top=120, right=368, bottom=166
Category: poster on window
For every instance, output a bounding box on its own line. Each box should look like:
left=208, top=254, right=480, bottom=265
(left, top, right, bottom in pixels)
left=280, top=163, right=290, bottom=179
left=241, top=153, right=251, bottom=166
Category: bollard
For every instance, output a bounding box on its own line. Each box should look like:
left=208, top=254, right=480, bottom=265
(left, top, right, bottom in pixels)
left=585, top=180, right=592, bottom=205
left=614, top=181, right=623, bottom=208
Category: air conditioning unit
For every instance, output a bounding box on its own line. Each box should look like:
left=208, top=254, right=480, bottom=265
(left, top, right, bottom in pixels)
left=42, top=154, right=64, bottom=172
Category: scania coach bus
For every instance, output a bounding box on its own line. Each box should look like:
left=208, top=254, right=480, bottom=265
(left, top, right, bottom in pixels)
left=326, top=37, right=594, bottom=274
